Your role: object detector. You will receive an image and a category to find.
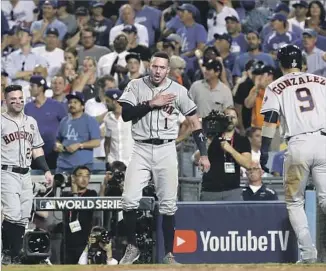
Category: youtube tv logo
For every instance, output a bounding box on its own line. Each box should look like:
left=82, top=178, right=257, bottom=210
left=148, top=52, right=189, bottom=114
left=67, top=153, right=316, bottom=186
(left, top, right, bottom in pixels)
left=173, top=230, right=197, bottom=253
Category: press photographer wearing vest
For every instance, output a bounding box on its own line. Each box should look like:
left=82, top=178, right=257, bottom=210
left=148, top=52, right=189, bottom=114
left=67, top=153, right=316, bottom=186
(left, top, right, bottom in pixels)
left=194, top=107, right=251, bottom=201
left=60, top=166, right=97, bottom=264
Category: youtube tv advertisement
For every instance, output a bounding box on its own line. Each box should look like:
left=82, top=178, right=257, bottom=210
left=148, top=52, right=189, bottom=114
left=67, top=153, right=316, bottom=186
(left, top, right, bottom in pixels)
left=156, top=202, right=298, bottom=264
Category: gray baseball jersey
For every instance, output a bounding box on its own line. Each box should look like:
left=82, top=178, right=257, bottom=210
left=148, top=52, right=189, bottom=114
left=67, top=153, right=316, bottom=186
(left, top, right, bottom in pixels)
left=119, top=76, right=197, bottom=140
left=1, top=112, right=44, bottom=168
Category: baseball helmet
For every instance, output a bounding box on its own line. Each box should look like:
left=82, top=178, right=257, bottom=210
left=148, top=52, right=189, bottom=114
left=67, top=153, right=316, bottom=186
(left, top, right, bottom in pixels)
left=277, top=44, right=302, bottom=70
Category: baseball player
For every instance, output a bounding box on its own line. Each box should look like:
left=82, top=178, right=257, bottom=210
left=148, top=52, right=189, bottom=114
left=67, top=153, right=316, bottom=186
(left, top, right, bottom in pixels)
left=260, top=44, right=326, bottom=263
left=1, top=85, right=53, bottom=264
left=118, top=51, right=210, bottom=264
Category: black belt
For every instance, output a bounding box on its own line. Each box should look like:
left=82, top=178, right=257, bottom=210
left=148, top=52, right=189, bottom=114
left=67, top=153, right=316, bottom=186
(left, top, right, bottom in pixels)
left=1, top=165, right=29, bottom=175
left=287, top=131, right=326, bottom=142
left=136, top=139, right=174, bottom=145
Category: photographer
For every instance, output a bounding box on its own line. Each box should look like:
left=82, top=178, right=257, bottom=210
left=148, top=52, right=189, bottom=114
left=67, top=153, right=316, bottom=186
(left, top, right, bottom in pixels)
left=99, top=161, right=126, bottom=197
left=78, top=226, right=117, bottom=265
left=194, top=107, right=251, bottom=201
left=58, top=166, right=97, bottom=264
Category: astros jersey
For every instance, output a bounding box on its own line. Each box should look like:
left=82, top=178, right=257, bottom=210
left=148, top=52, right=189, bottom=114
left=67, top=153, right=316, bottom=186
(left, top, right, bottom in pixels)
left=119, top=76, right=197, bottom=140
left=1, top=112, right=44, bottom=167
left=261, top=72, right=326, bottom=138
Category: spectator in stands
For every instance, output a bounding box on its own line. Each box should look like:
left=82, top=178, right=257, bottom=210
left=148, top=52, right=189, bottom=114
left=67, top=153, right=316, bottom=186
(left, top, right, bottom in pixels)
left=104, top=89, right=133, bottom=168
left=57, top=1, right=78, bottom=35
left=32, top=28, right=65, bottom=81
left=98, top=33, right=129, bottom=85
left=123, top=25, right=151, bottom=70
left=232, top=31, right=275, bottom=79
left=65, top=7, right=90, bottom=49
left=59, top=61, right=78, bottom=93
left=74, top=56, right=98, bottom=102
left=271, top=149, right=286, bottom=177
left=288, top=1, right=308, bottom=30
left=1, top=10, right=9, bottom=39
left=242, top=161, right=278, bottom=201
left=124, top=0, right=162, bottom=47
left=109, top=4, right=149, bottom=47
left=62, top=166, right=97, bottom=264
left=4, top=27, right=47, bottom=88
left=225, top=15, right=248, bottom=54
left=305, top=0, right=326, bottom=36
left=158, top=35, right=182, bottom=58
left=206, top=0, right=239, bottom=41
left=64, top=47, right=79, bottom=71
left=77, top=26, right=111, bottom=67
left=1, top=72, right=9, bottom=113
left=169, top=55, right=191, bottom=90
left=119, top=52, right=143, bottom=91
left=51, top=75, right=68, bottom=105
left=30, top=0, right=67, bottom=44
left=177, top=3, right=207, bottom=76
left=262, top=13, right=297, bottom=59
left=189, top=59, right=233, bottom=118
left=302, top=29, right=326, bottom=76
left=195, top=107, right=251, bottom=201
left=2, top=0, right=36, bottom=29
left=25, top=75, right=67, bottom=169
left=54, top=92, right=101, bottom=174
left=246, top=127, right=262, bottom=163
left=241, top=0, right=269, bottom=33
left=233, top=59, right=256, bottom=135
left=89, top=1, right=113, bottom=47
left=213, top=33, right=237, bottom=72
left=1, top=27, right=20, bottom=62
left=161, top=4, right=184, bottom=37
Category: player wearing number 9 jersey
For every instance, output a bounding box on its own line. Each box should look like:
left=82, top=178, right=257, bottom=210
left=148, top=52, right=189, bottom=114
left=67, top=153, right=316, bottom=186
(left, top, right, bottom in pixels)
left=260, top=44, right=326, bottom=263
left=1, top=85, right=53, bottom=264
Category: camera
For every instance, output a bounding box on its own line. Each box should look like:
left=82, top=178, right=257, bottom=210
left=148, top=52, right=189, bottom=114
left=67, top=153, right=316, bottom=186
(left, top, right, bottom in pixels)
left=203, top=110, right=232, bottom=137
left=53, top=172, right=71, bottom=188
left=87, top=227, right=111, bottom=264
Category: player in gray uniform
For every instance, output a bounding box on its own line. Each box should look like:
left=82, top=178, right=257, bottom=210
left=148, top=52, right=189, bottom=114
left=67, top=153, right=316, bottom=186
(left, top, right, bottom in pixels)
left=118, top=52, right=210, bottom=264
left=260, top=45, right=326, bottom=263
left=1, top=85, right=53, bottom=264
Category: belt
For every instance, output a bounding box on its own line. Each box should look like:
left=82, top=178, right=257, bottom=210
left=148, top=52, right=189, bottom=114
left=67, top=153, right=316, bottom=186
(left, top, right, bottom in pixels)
left=136, top=139, right=174, bottom=145
left=287, top=130, right=326, bottom=142
left=1, top=165, right=29, bottom=175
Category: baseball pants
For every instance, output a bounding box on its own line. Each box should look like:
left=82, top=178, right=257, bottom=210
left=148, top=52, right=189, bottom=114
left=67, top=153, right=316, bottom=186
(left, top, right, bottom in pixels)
left=284, top=132, right=326, bottom=260
left=1, top=170, right=33, bottom=226
left=122, top=141, right=178, bottom=215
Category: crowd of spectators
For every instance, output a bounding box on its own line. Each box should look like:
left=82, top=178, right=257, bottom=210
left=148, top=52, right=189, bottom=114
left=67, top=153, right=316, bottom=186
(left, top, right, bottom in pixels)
left=1, top=0, right=326, bottom=177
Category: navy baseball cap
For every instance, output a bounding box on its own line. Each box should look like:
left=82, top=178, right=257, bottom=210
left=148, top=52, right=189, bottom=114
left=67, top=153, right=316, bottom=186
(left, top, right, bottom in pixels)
left=76, top=6, right=89, bottom=16
left=271, top=13, right=287, bottom=22
left=292, top=1, right=308, bottom=8
left=261, top=65, right=275, bottom=76
left=274, top=3, right=290, bottom=13
left=66, top=92, right=85, bottom=105
left=30, top=75, right=49, bottom=89
left=46, top=27, right=59, bottom=36
left=302, top=28, right=318, bottom=38
left=43, top=0, right=58, bottom=8
left=177, top=3, right=197, bottom=15
left=122, top=24, right=137, bottom=33
left=125, top=52, right=141, bottom=62
left=225, top=15, right=239, bottom=22
left=204, top=59, right=222, bottom=72
left=105, top=89, right=122, bottom=100
left=91, top=1, right=104, bottom=8
left=214, top=33, right=232, bottom=44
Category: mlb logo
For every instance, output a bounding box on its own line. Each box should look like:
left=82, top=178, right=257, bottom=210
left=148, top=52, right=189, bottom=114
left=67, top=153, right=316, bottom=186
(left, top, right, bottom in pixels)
left=40, top=200, right=55, bottom=210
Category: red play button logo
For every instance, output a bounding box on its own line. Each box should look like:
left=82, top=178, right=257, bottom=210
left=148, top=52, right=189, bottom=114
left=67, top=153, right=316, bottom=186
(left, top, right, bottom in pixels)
left=173, top=230, right=197, bottom=253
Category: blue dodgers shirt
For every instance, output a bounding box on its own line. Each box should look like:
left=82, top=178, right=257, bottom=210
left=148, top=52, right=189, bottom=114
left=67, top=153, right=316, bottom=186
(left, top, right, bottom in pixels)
left=56, top=113, right=101, bottom=169
left=24, top=98, right=67, bottom=155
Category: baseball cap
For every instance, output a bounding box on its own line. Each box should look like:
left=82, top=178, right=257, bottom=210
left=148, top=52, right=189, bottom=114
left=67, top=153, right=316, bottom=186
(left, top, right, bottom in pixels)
left=105, top=89, right=122, bottom=100
left=66, top=92, right=86, bottom=105
left=76, top=6, right=89, bottom=16
left=165, top=34, right=182, bottom=44
left=214, top=33, right=232, bottom=44
left=292, top=0, right=308, bottom=8
left=46, top=27, right=59, bottom=36
left=270, top=13, right=287, bottom=22
left=43, top=0, right=58, bottom=8
left=125, top=52, right=141, bottom=62
left=261, top=65, right=275, bottom=76
left=251, top=61, right=266, bottom=75
left=225, top=15, right=239, bottom=22
left=177, top=3, right=197, bottom=15
left=302, top=28, right=318, bottom=38
left=91, top=1, right=104, bottom=8
left=122, top=24, right=137, bottom=33
left=274, top=3, right=290, bottom=13
left=29, top=75, right=49, bottom=89
left=204, top=59, right=222, bottom=72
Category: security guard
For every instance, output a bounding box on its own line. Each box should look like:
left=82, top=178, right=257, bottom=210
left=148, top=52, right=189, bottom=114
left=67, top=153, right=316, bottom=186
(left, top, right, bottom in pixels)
left=242, top=161, right=278, bottom=201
